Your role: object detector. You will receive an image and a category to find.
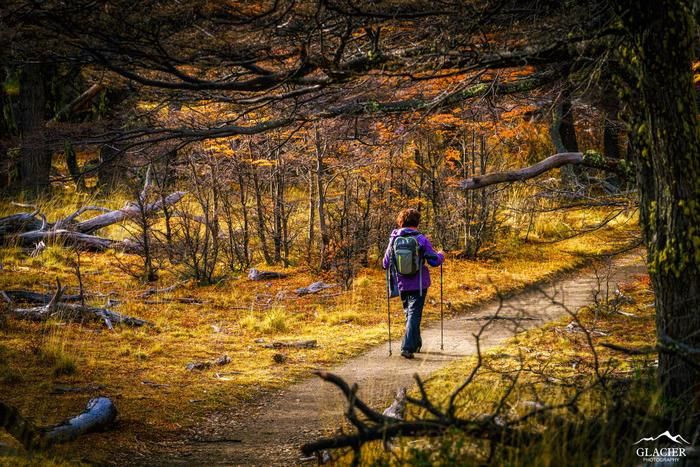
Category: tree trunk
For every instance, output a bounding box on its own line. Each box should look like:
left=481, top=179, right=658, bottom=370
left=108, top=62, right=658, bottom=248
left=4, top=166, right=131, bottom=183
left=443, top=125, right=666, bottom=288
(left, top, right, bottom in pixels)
left=64, top=141, right=86, bottom=191
left=237, top=165, right=251, bottom=267
left=18, top=64, right=51, bottom=195
left=272, top=149, right=284, bottom=264
left=97, top=144, right=123, bottom=191
left=618, top=0, right=700, bottom=422
left=250, top=146, right=273, bottom=265
left=550, top=90, right=580, bottom=188
left=307, top=166, right=315, bottom=259
left=316, top=145, right=329, bottom=271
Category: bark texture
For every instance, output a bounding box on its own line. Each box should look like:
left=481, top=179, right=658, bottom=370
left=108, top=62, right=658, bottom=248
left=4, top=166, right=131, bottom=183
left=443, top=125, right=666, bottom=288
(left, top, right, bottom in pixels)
left=617, top=0, right=700, bottom=419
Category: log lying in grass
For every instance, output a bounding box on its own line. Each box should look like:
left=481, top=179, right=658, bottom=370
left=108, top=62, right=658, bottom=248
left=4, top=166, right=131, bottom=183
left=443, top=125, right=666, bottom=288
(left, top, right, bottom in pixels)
left=4, top=290, right=83, bottom=304
left=186, top=354, right=231, bottom=371
left=6, top=281, right=152, bottom=329
left=17, top=229, right=142, bottom=253
left=74, top=191, right=187, bottom=234
left=0, top=397, right=117, bottom=450
left=12, top=302, right=152, bottom=329
left=0, top=212, right=42, bottom=236
left=261, top=340, right=318, bottom=349
left=0, top=190, right=186, bottom=253
left=248, top=268, right=288, bottom=281
left=295, top=281, right=335, bottom=295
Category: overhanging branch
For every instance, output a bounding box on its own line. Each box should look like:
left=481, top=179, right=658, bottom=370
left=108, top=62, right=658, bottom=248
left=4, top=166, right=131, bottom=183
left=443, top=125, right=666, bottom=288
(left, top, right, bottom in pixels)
left=459, top=152, right=627, bottom=190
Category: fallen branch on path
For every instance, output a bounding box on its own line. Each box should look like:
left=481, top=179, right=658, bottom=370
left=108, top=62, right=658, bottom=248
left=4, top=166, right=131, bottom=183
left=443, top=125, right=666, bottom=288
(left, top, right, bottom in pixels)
left=0, top=397, right=117, bottom=450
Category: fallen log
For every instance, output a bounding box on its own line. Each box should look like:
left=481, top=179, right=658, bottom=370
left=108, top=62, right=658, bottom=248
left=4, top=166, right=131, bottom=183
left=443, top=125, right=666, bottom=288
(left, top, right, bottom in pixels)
left=12, top=302, right=152, bottom=329
left=75, top=191, right=187, bottom=234
left=248, top=268, right=288, bottom=281
left=3, top=290, right=83, bottom=304
left=53, top=206, right=112, bottom=231
left=0, top=212, right=42, bottom=237
left=17, top=229, right=138, bottom=252
left=1, top=190, right=186, bottom=252
left=0, top=397, right=117, bottom=450
left=186, top=354, right=231, bottom=371
left=261, top=340, right=318, bottom=349
left=295, top=281, right=335, bottom=296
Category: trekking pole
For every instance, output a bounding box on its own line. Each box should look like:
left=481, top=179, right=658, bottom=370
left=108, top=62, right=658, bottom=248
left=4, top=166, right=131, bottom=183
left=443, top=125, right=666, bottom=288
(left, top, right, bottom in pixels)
left=386, top=267, right=392, bottom=356
left=440, top=262, right=444, bottom=351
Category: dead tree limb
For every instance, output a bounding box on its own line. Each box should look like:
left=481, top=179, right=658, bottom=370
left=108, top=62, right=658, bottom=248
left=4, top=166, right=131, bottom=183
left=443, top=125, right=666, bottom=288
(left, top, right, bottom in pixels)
left=3, top=290, right=83, bottom=304
left=0, top=397, right=117, bottom=450
left=248, top=268, right=288, bottom=280
left=300, top=371, right=545, bottom=460
left=53, top=206, right=112, bottom=231
left=8, top=281, right=151, bottom=328
left=48, top=83, right=105, bottom=124
left=11, top=302, right=152, bottom=328
left=295, top=281, right=335, bottom=295
left=17, top=229, right=138, bottom=252
left=75, top=191, right=187, bottom=234
left=0, top=212, right=42, bottom=237
left=459, top=152, right=626, bottom=190
left=261, top=340, right=318, bottom=349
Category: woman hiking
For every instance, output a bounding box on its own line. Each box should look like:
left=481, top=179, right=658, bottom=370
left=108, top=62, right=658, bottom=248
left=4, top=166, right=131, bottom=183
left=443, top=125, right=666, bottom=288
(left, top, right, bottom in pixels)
left=383, top=208, right=444, bottom=359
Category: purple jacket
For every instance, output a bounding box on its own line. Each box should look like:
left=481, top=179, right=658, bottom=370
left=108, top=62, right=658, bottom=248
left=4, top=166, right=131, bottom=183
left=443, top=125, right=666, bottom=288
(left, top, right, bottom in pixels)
left=383, top=228, right=444, bottom=292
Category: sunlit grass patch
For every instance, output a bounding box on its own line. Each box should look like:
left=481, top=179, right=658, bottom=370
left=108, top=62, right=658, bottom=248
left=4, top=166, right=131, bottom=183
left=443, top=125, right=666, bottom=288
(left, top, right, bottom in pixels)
left=240, top=307, right=290, bottom=334
left=39, top=342, right=78, bottom=377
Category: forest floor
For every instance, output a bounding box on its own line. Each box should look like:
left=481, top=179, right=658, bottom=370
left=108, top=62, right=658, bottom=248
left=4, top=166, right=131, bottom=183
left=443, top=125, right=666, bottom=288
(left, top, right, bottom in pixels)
left=0, top=196, right=641, bottom=465
left=143, top=251, right=647, bottom=465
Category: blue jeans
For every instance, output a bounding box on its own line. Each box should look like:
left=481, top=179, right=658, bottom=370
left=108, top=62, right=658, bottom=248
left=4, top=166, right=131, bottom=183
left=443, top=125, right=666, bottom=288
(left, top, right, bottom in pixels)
left=401, top=290, right=426, bottom=353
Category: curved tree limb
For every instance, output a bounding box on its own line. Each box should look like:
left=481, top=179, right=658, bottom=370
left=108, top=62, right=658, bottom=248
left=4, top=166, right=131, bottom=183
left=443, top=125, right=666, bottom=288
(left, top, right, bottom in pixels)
left=459, top=152, right=627, bottom=190
left=0, top=397, right=117, bottom=450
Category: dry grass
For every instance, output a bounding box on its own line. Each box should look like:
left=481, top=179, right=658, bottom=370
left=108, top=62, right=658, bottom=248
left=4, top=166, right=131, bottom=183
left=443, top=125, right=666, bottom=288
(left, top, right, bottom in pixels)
left=0, top=192, right=640, bottom=464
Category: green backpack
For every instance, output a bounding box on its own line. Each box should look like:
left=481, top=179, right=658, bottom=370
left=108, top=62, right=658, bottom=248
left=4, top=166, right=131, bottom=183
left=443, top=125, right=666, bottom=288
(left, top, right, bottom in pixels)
left=392, top=233, right=422, bottom=276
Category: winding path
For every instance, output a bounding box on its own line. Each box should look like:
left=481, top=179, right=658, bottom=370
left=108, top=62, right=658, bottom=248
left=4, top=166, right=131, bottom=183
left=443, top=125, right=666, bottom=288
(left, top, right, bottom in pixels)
left=164, top=252, right=646, bottom=466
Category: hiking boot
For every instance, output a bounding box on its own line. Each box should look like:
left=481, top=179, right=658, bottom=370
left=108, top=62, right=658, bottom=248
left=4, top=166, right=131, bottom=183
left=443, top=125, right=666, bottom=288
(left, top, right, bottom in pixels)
left=401, top=350, right=414, bottom=359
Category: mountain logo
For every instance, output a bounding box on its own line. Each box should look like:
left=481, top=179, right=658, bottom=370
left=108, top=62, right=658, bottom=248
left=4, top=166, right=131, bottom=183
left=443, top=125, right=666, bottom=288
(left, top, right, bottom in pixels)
left=633, top=431, right=691, bottom=445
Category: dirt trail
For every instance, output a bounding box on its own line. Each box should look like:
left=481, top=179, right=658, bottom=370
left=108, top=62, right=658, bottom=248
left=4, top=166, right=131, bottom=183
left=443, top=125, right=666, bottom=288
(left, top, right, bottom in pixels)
left=163, top=252, right=646, bottom=466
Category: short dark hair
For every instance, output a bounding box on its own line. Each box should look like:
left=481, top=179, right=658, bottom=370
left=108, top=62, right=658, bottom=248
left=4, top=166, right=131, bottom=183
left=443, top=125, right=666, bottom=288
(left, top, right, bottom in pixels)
left=396, top=208, right=421, bottom=228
